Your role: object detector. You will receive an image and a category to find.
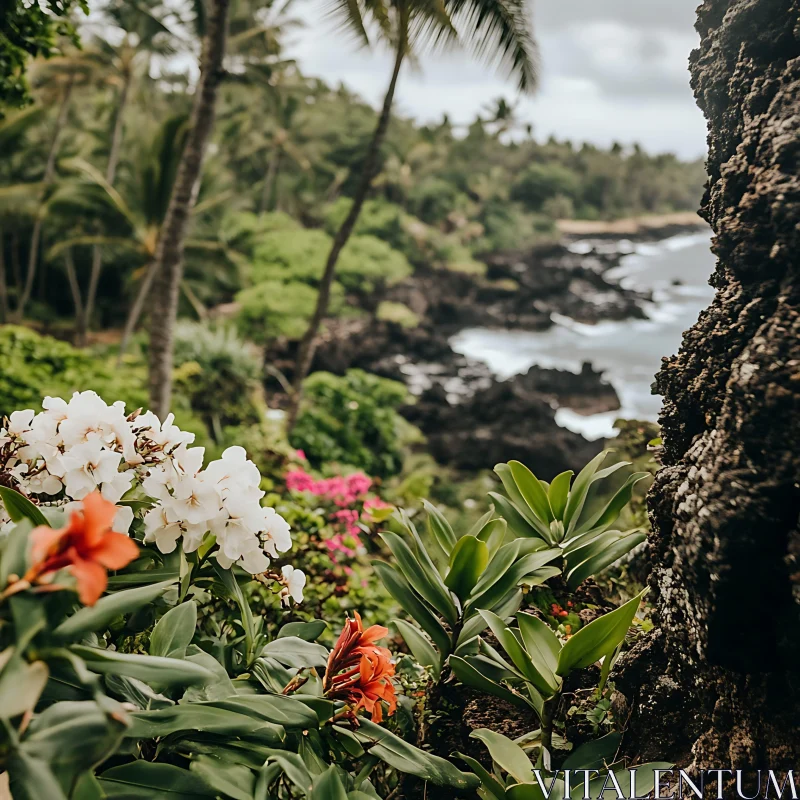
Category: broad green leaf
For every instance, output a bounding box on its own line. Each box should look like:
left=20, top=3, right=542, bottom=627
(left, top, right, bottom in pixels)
left=190, top=755, right=255, bottom=800
left=548, top=471, right=573, bottom=520
left=0, top=650, right=48, bottom=718
left=573, top=472, right=650, bottom=536
left=55, top=580, right=175, bottom=641
left=99, top=761, right=216, bottom=798
left=372, top=561, right=451, bottom=656
left=516, top=612, right=560, bottom=677
left=8, top=752, right=68, bottom=800
left=565, top=530, right=646, bottom=589
left=450, top=655, right=539, bottom=713
left=457, top=588, right=523, bottom=648
left=107, top=567, right=180, bottom=586
left=557, top=589, right=647, bottom=675
left=182, top=649, right=236, bottom=703
left=445, top=535, right=489, bottom=600
left=310, top=766, right=349, bottom=800
left=278, top=620, right=327, bottom=641
left=0, top=486, right=48, bottom=526
left=150, top=601, right=197, bottom=658
left=562, top=732, right=621, bottom=769
left=475, top=517, right=508, bottom=556
left=126, top=704, right=285, bottom=744
left=263, top=750, right=314, bottom=792
left=71, top=645, right=215, bottom=686
left=393, top=619, right=441, bottom=678
left=488, top=491, right=545, bottom=540
left=468, top=548, right=561, bottom=615
left=466, top=506, right=498, bottom=538
left=422, top=499, right=457, bottom=554
left=508, top=461, right=555, bottom=525
left=209, top=694, right=318, bottom=729
left=0, top=518, right=33, bottom=586
left=380, top=531, right=457, bottom=625
left=480, top=611, right=559, bottom=695
left=563, top=450, right=609, bottom=532
left=581, top=763, right=674, bottom=800
left=105, top=674, right=174, bottom=710
left=455, top=753, right=507, bottom=800
left=348, top=719, right=479, bottom=789
left=470, top=728, right=533, bottom=784
left=260, top=636, right=328, bottom=668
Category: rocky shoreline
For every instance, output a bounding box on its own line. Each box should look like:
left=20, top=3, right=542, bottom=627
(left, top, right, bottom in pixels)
left=269, top=222, right=705, bottom=477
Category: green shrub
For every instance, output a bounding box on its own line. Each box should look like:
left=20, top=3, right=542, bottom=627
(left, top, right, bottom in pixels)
left=235, top=279, right=343, bottom=342
left=0, top=326, right=148, bottom=414
left=250, top=225, right=411, bottom=294
left=376, top=301, right=421, bottom=329
left=172, top=322, right=263, bottom=436
left=291, top=369, right=408, bottom=477
left=510, top=162, right=580, bottom=211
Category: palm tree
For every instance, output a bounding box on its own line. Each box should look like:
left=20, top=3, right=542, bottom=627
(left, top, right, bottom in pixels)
left=11, top=52, right=95, bottom=321
left=147, top=0, right=231, bottom=418
left=285, top=0, right=539, bottom=428
left=75, top=0, right=176, bottom=346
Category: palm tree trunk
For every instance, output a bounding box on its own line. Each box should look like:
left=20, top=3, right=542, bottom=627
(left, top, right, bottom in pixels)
left=78, top=69, right=132, bottom=347
left=15, top=76, right=74, bottom=321
left=147, top=0, right=230, bottom=418
left=286, top=40, right=406, bottom=430
left=117, top=260, right=158, bottom=366
left=259, top=145, right=281, bottom=213
left=64, top=249, right=84, bottom=328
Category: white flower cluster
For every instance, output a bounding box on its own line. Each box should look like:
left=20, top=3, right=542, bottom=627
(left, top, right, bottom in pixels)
left=0, top=391, right=301, bottom=592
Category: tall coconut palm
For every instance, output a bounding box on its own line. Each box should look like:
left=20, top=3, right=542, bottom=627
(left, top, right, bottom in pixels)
left=147, top=0, right=232, bottom=418
left=285, top=0, right=539, bottom=428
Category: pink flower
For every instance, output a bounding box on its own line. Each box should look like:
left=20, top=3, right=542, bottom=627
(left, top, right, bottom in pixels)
left=295, top=450, right=307, bottom=461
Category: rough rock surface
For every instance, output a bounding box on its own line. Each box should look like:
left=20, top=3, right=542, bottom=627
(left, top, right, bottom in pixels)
left=616, top=0, right=800, bottom=771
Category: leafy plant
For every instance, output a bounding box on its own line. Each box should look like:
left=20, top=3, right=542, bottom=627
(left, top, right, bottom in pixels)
left=374, top=503, right=561, bottom=679
left=458, top=727, right=670, bottom=799
left=491, top=452, right=649, bottom=588
left=450, top=589, right=647, bottom=753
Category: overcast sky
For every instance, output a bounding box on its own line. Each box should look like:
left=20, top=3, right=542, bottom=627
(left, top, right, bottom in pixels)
left=286, top=0, right=708, bottom=159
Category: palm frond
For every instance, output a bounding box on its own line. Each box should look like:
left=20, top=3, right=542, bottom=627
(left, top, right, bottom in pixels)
left=446, top=0, right=538, bottom=93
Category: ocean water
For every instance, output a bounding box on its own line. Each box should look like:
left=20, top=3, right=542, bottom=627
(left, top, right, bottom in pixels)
left=450, top=230, right=717, bottom=440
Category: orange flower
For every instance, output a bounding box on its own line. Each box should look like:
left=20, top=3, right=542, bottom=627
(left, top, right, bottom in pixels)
left=23, top=492, right=139, bottom=606
left=323, top=612, right=397, bottom=723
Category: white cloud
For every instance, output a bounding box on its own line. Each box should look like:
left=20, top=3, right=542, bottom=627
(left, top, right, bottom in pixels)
left=286, top=0, right=708, bottom=159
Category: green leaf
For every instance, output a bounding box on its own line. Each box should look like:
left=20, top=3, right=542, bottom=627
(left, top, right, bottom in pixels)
left=562, top=450, right=608, bottom=532
left=126, top=704, right=286, bottom=744
left=260, top=636, right=328, bottom=668
left=0, top=518, right=33, bottom=586
left=422, top=499, right=457, bottom=554
left=565, top=530, right=646, bottom=589
left=347, top=719, right=479, bottom=789
left=480, top=611, right=559, bottom=695
left=582, top=763, right=673, bottom=800
left=311, top=766, right=349, bottom=800
left=278, top=620, right=327, bottom=641
left=190, top=755, right=255, bottom=800
left=209, top=694, right=318, bottom=729
left=557, top=588, right=647, bottom=676
left=454, top=752, right=508, bottom=800
left=515, top=612, right=560, bottom=678
left=393, top=619, right=441, bottom=678
left=263, top=750, right=313, bottom=793
left=450, top=656, right=538, bottom=713
left=8, top=752, right=68, bottom=800
left=508, top=461, right=555, bottom=525
left=380, top=531, right=457, bottom=625
left=562, top=732, right=621, bottom=770
left=98, top=761, right=217, bottom=798
left=0, top=486, right=49, bottom=526
left=372, top=561, right=452, bottom=657
left=548, top=471, right=573, bottom=520
left=445, top=535, right=488, bottom=601
left=475, top=517, right=508, bottom=556
left=573, top=472, right=650, bottom=537
left=55, top=580, right=176, bottom=641
left=150, top=601, right=197, bottom=658
left=470, top=728, right=533, bottom=784
left=0, top=650, right=48, bottom=718
left=70, top=645, right=215, bottom=686
left=488, top=491, right=545, bottom=540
